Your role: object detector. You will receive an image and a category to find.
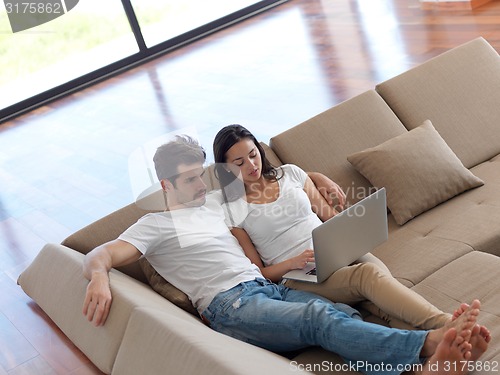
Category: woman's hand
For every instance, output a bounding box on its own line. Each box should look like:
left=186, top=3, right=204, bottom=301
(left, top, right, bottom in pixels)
left=289, top=249, right=315, bottom=269
left=307, top=172, right=346, bottom=211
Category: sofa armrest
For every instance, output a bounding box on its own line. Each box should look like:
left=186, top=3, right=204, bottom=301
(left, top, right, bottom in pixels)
left=113, top=306, right=304, bottom=375
left=17, top=243, right=124, bottom=373
left=17, top=243, right=200, bottom=374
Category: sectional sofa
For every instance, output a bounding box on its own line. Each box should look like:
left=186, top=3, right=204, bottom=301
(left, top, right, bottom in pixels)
left=18, top=37, right=500, bottom=374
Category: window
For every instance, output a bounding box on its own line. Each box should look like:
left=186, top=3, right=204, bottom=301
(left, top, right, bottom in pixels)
left=0, top=0, right=137, bottom=111
left=132, top=0, right=259, bottom=48
left=0, top=0, right=286, bottom=122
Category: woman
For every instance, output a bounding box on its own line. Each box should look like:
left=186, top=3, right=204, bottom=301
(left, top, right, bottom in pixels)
left=213, top=124, right=451, bottom=330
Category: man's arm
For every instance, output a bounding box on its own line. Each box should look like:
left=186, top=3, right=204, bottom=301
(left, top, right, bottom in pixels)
left=82, top=239, right=141, bottom=327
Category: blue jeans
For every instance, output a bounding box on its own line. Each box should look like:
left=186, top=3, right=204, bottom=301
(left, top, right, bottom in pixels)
left=202, top=279, right=427, bottom=375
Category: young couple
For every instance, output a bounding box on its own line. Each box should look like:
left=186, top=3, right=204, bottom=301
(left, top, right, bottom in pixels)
left=83, top=126, right=490, bottom=375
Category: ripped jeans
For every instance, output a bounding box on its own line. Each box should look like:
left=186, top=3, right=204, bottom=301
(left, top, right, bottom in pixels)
left=202, top=278, right=427, bottom=375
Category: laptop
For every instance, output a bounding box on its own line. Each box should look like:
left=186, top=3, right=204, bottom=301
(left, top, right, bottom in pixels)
left=282, top=188, right=388, bottom=283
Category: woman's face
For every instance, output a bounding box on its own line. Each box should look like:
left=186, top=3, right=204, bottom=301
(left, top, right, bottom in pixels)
left=225, top=138, right=262, bottom=184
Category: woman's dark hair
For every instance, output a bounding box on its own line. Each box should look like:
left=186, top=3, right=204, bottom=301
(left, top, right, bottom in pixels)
left=213, top=124, right=281, bottom=201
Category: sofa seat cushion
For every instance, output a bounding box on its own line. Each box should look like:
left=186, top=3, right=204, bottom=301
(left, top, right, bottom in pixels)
left=270, top=90, right=408, bottom=205
left=398, top=155, right=500, bottom=256
left=347, top=120, right=484, bottom=225
left=113, top=307, right=300, bottom=375
left=371, top=226, right=473, bottom=287
left=376, top=38, right=500, bottom=169
left=292, top=251, right=500, bottom=375
left=410, top=251, right=500, bottom=367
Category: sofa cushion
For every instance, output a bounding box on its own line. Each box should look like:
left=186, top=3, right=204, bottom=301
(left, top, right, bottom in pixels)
left=376, top=37, right=500, bottom=169
left=139, top=258, right=198, bottom=316
left=395, top=154, right=500, bottom=256
left=270, top=90, right=408, bottom=205
left=410, top=251, right=500, bottom=366
left=113, top=307, right=300, bottom=375
left=290, top=252, right=500, bottom=373
left=372, top=225, right=473, bottom=288
left=412, top=251, right=500, bottom=309
left=260, top=142, right=283, bottom=167
left=347, top=120, right=484, bottom=225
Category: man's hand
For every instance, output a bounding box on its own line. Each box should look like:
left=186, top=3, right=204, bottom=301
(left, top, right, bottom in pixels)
left=82, top=239, right=141, bottom=327
left=308, top=172, right=346, bottom=210
left=83, top=271, right=112, bottom=327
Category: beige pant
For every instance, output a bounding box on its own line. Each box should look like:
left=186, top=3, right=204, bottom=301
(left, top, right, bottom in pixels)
left=285, top=253, right=451, bottom=330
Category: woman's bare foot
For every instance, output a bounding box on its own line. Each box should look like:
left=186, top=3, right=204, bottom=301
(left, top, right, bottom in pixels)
left=420, top=328, right=472, bottom=375
left=451, top=303, right=470, bottom=321
left=421, top=300, right=480, bottom=358
left=469, top=324, right=491, bottom=361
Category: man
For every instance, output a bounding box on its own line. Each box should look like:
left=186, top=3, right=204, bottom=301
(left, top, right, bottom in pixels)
left=83, top=135, right=489, bottom=375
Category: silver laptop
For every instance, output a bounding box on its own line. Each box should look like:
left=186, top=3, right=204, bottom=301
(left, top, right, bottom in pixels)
left=282, top=188, right=388, bottom=283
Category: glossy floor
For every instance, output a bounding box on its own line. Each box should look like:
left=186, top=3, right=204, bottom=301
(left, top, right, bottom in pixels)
left=1, top=0, right=500, bottom=373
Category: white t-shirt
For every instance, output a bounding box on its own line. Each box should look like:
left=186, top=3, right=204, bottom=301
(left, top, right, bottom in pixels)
left=118, top=190, right=262, bottom=314
left=223, top=164, right=322, bottom=266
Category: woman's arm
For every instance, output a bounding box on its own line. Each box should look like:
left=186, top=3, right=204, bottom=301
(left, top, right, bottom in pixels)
left=307, top=172, right=346, bottom=210
left=230, top=227, right=314, bottom=283
left=304, top=176, right=340, bottom=222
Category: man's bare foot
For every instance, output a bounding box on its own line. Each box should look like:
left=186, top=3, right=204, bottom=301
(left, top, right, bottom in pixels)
left=420, top=328, right=472, bottom=375
left=422, top=300, right=480, bottom=357
left=469, top=324, right=491, bottom=361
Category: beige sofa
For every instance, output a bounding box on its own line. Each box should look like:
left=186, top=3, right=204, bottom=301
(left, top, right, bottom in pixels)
left=18, top=37, right=500, bottom=375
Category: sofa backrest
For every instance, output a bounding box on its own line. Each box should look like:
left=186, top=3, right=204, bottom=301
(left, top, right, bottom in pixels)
left=376, top=37, right=500, bottom=169
left=270, top=90, right=408, bottom=204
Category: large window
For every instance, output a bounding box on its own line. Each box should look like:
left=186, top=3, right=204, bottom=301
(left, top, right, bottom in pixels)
left=0, top=0, right=285, bottom=122
left=131, top=0, right=259, bottom=48
left=0, top=0, right=137, bottom=111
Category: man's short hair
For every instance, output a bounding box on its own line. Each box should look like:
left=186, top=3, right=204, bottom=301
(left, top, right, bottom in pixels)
left=153, top=135, right=206, bottom=185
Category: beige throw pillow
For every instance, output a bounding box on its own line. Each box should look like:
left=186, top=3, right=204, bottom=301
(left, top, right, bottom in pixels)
left=139, top=258, right=198, bottom=316
left=347, top=120, right=484, bottom=225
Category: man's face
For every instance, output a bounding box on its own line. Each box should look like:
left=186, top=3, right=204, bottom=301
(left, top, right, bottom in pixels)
left=166, top=163, right=207, bottom=209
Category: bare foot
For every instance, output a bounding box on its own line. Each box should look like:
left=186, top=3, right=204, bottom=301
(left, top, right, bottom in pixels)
left=469, top=324, right=491, bottom=361
left=420, top=328, right=472, bottom=375
left=451, top=302, right=470, bottom=321
left=422, top=300, right=480, bottom=357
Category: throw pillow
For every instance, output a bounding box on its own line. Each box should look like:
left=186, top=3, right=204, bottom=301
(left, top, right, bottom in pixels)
left=139, top=258, right=198, bottom=316
left=347, top=120, right=484, bottom=225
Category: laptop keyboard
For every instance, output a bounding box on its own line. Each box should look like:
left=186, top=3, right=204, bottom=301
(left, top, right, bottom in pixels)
left=306, top=268, right=317, bottom=276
